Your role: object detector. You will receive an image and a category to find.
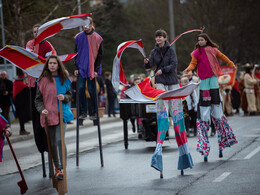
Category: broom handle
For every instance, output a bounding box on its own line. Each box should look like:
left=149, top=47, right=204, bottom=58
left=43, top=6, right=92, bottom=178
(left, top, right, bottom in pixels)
left=6, top=136, right=27, bottom=184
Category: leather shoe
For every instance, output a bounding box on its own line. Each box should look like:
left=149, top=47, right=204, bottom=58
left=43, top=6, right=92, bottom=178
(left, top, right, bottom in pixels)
left=20, top=130, right=30, bottom=135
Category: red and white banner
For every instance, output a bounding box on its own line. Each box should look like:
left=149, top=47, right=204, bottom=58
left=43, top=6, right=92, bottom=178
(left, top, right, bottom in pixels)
left=170, top=27, right=205, bottom=46
left=112, top=28, right=204, bottom=93
left=58, top=53, right=77, bottom=64
left=112, top=39, right=146, bottom=91
left=124, top=77, right=199, bottom=102
left=34, top=13, right=91, bottom=45
left=0, top=45, right=77, bottom=78
left=218, top=65, right=237, bottom=87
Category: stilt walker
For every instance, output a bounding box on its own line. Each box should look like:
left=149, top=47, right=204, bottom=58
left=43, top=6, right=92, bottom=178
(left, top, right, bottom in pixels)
left=184, top=33, right=238, bottom=162
left=25, top=23, right=56, bottom=178
left=142, top=29, right=194, bottom=178
left=151, top=98, right=193, bottom=178
left=34, top=55, right=74, bottom=194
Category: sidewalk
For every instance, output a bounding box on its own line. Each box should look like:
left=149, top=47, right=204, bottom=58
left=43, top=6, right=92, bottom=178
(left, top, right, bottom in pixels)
left=9, top=114, right=121, bottom=143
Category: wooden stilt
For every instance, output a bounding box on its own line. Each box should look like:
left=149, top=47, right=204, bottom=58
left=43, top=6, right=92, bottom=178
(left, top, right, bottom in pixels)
left=45, top=117, right=58, bottom=190
left=41, top=152, right=46, bottom=177
left=76, top=76, right=80, bottom=167
left=94, top=77, right=104, bottom=167
left=58, top=100, right=68, bottom=194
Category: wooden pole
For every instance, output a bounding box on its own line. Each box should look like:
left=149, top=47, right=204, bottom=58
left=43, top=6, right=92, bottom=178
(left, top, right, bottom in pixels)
left=6, top=136, right=28, bottom=194
left=76, top=76, right=80, bottom=166
left=59, top=100, right=68, bottom=194
left=41, top=152, right=46, bottom=177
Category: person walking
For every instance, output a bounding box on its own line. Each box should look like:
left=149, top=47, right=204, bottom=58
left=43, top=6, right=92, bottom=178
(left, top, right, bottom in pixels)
left=231, top=79, right=241, bottom=114
left=35, top=55, right=74, bottom=180
left=183, top=33, right=238, bottom=162
left=243, top=64, right=258, bottom=115
left=104, top=72, right=117, bottom=117
left=74, top=17, right=103, bottom=120
left=12, top=70, right=31, bottom=135
left=238, top=71, right=248, bottom=115
left=144, top=29, right=193, bottom=175
left=0, top=71, right=13, bottom=123
left=26, top=24, right=56, bottom=153
left=254, top=64, right=260, bottom=113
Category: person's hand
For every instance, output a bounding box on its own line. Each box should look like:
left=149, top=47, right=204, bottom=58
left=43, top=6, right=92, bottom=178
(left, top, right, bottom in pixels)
left=94, top=72, right=98, bottom=77
left=74, top=70, right=79, bottom=76
left=3, top=91, right=8, bottom=96
left=41, top=109, right=48, bottom=116
left=183, top=69, right=188, bottom=74
left=144, top=58, right=149, bottom=64
left=3, top=127, right=12, bottom=137
left=57, top=94, right=64, bottom=101
left=155, top=69, right=162, bottom=76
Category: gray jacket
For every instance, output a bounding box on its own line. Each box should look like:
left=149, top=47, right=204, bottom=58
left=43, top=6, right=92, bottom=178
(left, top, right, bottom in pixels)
left=144, top=42, right=178, bottom=85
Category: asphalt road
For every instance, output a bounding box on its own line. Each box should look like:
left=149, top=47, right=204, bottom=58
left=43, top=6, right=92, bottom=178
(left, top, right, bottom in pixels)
left=0, top=114, right=260, bottom=195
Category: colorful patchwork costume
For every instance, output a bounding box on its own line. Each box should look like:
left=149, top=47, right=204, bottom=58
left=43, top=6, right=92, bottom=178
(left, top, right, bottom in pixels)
left=144, top=39, right=193, bottom=175
left=151, top=84, right=193, bottom=173
left=186, top=45, right=238, bottom=159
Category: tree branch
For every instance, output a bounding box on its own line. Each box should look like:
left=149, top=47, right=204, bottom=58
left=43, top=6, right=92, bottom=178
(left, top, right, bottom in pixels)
left=41, top=4, right=60, bottom=24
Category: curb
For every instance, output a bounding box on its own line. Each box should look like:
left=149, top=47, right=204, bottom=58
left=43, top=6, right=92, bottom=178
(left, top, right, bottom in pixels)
left=9, top=116, right=121, bottom=144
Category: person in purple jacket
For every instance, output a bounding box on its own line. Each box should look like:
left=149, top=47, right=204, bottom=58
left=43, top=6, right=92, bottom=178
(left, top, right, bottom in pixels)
left=74, top=17, right=103, bottom=120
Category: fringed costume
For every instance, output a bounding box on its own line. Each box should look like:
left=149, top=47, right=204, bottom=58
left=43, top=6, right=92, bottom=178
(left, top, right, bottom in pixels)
left=186, top=45, right=238, bottom=160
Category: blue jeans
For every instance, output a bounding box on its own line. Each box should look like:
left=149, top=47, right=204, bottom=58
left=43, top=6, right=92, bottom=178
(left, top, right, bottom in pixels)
left=78, top=74, right=97, bottom=115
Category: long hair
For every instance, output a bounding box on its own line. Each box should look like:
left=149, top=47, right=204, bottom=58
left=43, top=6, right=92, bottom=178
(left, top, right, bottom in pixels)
left=195, top=33, right=219, bottom=52
left=38, top=55, right=69, bottom=84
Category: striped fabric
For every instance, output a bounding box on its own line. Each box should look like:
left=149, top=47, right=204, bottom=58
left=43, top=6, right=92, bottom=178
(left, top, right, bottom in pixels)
left=170, top=27, right=204, bottom=46
left=112, top=40, right=146, bottom=92
left=124, top=78, right=200, bottom=102
left=34, top=13, right=91, bottom=45
left=0, top=45, right=77, bottom=78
